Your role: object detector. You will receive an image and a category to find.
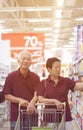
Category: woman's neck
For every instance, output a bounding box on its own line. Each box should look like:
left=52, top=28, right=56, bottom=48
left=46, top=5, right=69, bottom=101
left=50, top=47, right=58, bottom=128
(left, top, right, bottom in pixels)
left=51, top=75, right=58, bottom=80
left=51, top=75, right=59, bottom=86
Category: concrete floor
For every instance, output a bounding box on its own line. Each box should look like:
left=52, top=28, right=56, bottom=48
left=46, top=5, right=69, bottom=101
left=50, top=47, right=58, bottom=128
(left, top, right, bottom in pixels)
left=72, top=120, right=80, bottom=130
left=0, top=120, right=80, bottom=130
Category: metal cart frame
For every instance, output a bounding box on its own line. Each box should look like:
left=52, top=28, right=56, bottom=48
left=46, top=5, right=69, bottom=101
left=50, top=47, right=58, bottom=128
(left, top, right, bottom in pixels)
left=14, top=103, right=66, bottom=130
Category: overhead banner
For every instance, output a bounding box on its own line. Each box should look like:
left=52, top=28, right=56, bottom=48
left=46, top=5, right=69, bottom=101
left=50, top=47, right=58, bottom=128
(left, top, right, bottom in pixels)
left=2, top=33, right=45, bottom=63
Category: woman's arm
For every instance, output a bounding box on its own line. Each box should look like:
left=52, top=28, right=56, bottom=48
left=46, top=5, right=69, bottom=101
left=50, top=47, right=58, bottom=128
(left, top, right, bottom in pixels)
left=74, top=82, right=83, bottom=91
left=38, top=96, right=63, bottom=109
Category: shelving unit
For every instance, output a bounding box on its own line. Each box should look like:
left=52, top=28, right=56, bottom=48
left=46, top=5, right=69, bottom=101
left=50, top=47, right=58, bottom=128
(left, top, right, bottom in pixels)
left=71, top=92, right=83, bottom=130
left=71, top=57, right=83, bottom=130
left=0, top=41, right=11, bottom=129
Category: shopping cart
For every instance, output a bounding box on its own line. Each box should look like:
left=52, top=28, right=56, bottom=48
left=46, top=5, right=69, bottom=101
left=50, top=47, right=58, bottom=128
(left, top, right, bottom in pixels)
left=14, top=103, right=66, bottom=130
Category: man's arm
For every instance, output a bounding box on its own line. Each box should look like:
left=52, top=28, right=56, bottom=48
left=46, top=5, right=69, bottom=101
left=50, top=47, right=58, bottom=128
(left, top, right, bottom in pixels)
left=5, top=94, right=29, bottom=107
left=27, top=91, right=38, bottom=114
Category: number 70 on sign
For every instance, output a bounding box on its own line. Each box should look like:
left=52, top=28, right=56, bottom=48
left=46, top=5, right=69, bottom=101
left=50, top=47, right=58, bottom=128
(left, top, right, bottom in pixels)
left=24, top=36, right=43, bottom=47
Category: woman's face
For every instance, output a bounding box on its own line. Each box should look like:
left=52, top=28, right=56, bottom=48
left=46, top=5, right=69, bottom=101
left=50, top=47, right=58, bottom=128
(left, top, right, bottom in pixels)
left=49, top=61, right=61, bottom=77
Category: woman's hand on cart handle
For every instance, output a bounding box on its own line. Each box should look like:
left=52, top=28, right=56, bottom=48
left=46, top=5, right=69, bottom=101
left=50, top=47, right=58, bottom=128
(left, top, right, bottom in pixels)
left=36, top=102, right=66, bottom=106
left=54, top=99, right=65, bottom=110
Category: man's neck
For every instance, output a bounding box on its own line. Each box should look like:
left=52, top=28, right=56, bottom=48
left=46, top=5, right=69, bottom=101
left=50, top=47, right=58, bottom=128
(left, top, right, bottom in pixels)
left=20, top=68, right=29, bottom=77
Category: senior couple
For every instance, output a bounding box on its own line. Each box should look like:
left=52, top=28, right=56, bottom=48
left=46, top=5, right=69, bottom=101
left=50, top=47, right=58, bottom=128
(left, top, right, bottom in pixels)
left=3, top=50, right=83, bottom=130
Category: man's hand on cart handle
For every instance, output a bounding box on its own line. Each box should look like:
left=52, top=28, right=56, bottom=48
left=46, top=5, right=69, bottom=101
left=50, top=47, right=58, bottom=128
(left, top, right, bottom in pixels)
left=27, top=102, right=37, bottom=115
left=19, top=98, right=29, bottom=107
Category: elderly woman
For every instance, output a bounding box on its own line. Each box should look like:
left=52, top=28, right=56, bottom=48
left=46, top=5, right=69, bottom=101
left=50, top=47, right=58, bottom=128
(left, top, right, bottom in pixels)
left=37, top=57, right=83, bottom=130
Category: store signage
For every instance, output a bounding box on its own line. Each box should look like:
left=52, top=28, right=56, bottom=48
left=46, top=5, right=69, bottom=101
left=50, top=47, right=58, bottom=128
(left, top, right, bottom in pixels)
left=2, top=33, right=45, bottom=63
left=74, top=25, right=83, bottom=62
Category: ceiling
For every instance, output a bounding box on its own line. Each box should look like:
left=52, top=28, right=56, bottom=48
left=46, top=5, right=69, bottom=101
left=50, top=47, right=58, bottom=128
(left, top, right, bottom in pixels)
left=0, top=0, right=83, bottom=59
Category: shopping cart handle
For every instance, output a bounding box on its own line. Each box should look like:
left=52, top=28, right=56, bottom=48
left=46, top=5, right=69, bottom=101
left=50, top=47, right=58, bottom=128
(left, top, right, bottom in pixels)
left=36, top=102, right=66, bottom=107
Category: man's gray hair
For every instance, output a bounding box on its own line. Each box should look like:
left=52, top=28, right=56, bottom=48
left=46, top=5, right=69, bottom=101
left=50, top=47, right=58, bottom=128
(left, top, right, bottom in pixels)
left=17, top=50, right=32, bottom=60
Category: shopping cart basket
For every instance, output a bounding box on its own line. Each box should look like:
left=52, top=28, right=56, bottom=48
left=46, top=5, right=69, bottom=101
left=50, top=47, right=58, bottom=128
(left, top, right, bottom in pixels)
left=14, top=102, right=66, bottom=130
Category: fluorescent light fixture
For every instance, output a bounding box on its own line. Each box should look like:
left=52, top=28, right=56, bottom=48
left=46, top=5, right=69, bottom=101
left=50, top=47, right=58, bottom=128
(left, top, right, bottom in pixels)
left=51, top=47, right=74, bottom=50
left=63, top=44, right=75, bottom=48
left=55, top=21, right=61, bottom=27
left=69, top=41, right=75, bottom=44
left=54, top=29, right=60, bottom=33
left=33, top=27, right=52, bottom=31
left=45, top=42, right=55, bottom=45
left=2, top=28, right=13, bottom=32
left=0, top=9, right=16, bottom=12
left=53, top=39, right=58, bottom=42
left=69, top=37, right=75, bottom=41
left=45, top=38, right=53, bottom=41
left=53, top=34, right=59, bottom=38
left=45, top=33, right=53, bottom=36
left=62, top=47, right=74, bottom=50
left=26, top=7, right=52, bottom=11
left=75, top=17, right=83, bottom=21
left=55, top=10, right=62, bottom=18
left=0, top=20, right=5, bottom=23
left=57, top=0, right=64, bottom=6
left=72, top=32, right=77, bottom=35
left=28, top=19, right=50, bottom=22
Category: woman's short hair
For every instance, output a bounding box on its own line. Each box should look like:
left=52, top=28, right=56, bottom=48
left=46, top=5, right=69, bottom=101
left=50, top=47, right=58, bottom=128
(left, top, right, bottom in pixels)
left=46, top=57, right=61, bottom=69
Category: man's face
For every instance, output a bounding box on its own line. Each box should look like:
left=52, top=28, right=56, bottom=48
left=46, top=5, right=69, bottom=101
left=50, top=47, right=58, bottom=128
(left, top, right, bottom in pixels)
left=18, top=55, right=32, bottom=69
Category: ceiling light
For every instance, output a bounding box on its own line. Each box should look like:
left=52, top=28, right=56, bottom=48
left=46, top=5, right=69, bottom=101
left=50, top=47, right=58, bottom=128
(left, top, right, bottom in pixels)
left=51, top=47, right=74, bottom=50
left=45, top=42, right=55, bottom=45
left=33, top=28, right=52, bottom=31
left=69, top=41, right=75, bottom=44
left=75, top=17, right=83, bottom=21
left=63, top=44, right=75, bottom=48
left=28, top=19, right=50, bottom=22
left=26, top=7, right=52, bottom=11
left=2, top=29, right=13, bottom=32
left=62, top=48, right=74, bottom=50
left=69, top=37, right=75, bottom=41
left=45, top=38, right=53, bottom=41
left=0, top=9, right=16, bottom=12
left=53, top=39, right=58, bottom=42
left=53, top=34, right=59, bottom=38
left=0, top=20, right=5, bottom=23
left=45, top=33, right=53, bottom=36
left=54, top=21, right=61, bottom=27
left=72, top=32, right=77, bottom=35
left=54, top=29, right=60, bottom=33
left=55, top=10, right=62, bottom=18
left=57, top=0, right=64, bottom=6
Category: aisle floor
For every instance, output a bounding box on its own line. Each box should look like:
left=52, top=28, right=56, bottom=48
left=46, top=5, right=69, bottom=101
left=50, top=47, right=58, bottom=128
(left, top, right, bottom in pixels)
left=72, top=120, right=80, bottom=130
left=0, top=120, right=80, bottom=130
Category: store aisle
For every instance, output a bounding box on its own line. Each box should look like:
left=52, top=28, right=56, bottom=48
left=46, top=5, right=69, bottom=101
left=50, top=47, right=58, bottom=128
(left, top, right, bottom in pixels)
left=72, top=120, right=80, bottom=130
left=0, top=120, right=80, bottom=130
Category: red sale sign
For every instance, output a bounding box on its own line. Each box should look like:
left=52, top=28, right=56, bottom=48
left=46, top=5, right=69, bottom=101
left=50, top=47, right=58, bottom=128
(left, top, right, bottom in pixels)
left=2, top=33, right=45, bottom=63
